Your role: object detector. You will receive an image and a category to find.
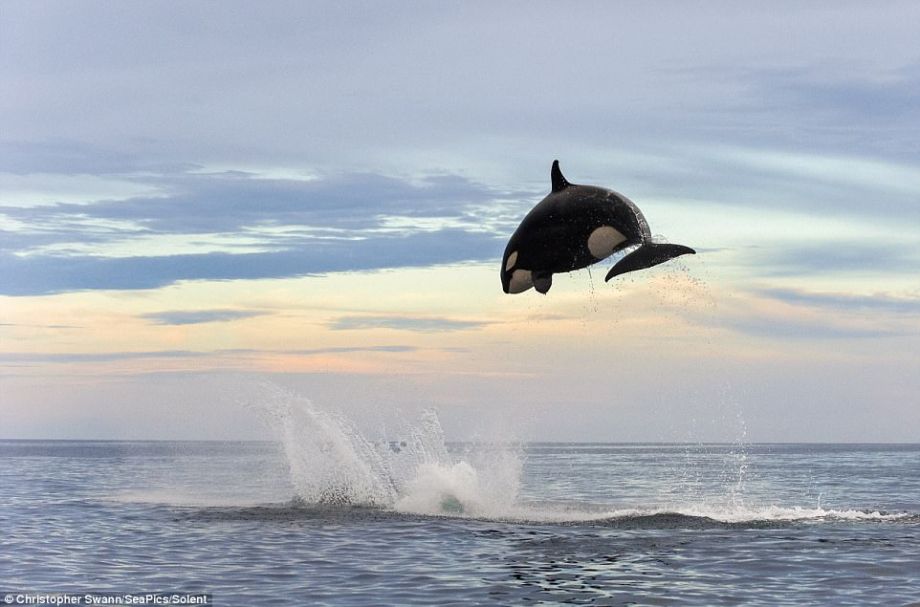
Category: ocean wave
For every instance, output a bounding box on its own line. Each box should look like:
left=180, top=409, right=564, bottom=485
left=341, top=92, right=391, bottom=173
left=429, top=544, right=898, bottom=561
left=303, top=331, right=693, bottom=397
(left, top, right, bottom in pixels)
left=175, top=499, right=918, bottom=528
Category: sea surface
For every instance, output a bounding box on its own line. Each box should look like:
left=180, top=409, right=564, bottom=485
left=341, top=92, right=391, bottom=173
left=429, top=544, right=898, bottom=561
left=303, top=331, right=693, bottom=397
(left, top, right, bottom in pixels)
left=2, top=406, right=919, bottom=606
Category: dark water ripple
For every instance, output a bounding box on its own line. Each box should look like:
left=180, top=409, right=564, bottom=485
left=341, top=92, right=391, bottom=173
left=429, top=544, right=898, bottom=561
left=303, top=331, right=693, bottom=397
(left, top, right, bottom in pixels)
left=1, top=441, right=919, bottom=606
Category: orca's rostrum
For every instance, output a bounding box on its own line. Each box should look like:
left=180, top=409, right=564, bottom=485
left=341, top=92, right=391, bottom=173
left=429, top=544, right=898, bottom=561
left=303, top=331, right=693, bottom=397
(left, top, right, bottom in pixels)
left=500, top=160, right=695, bottom=294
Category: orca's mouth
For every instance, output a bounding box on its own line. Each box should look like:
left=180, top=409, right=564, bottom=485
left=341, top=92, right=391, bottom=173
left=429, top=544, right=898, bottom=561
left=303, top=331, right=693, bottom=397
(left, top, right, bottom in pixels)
left=503, top=268, right=535, bottom=295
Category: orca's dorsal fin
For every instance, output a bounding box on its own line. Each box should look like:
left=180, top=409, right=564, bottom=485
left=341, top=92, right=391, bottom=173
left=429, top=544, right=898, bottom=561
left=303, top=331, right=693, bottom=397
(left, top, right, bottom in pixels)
left=551, top=160, right=570, bottom=192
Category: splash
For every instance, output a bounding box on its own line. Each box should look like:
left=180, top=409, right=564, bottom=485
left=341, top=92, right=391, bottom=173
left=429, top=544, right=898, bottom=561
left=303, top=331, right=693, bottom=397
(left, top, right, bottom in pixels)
left=238, top=383, right=911, bottom=525
left=247, top=382, right=521, bottom=516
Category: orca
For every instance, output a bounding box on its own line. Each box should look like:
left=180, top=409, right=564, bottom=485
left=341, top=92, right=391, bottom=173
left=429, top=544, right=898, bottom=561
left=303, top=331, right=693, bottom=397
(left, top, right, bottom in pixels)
left=501, top=160, right=695, bottom=294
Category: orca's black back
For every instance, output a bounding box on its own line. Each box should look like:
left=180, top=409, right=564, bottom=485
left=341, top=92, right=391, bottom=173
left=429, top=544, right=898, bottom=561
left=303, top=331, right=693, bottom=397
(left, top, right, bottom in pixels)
left=507, top=185, right=646, bottom=273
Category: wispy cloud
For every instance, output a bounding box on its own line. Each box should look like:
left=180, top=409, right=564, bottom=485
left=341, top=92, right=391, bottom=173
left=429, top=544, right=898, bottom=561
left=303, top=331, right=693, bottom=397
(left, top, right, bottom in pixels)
left=140, top=309, right=268, bottom=325
left=746, top=242, right=920, bottom=276
left=0, top=140, right=197, bottom=176
left=0, top=169, right=511, bottom=232
left=715, top=314, right=900, bottom=341
left=329, top=315, right=489, bottom=333
left=688, top=285, right=920, bottom=341
left=0, top=350, right=209, bottom=364
left=0, top=168, right=517, bottom=296
left=0, top=322, right=83, bottom=329
left=287, top=345, right=417, bottom=355
left=757, top=287, right=920, bottom=315
left=0, top=229, right=504, bottom=296
left=0, top=345, right=418, bottom=365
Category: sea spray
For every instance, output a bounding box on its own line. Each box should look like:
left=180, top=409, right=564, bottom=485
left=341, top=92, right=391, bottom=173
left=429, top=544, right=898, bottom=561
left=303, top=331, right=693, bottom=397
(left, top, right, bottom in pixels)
left=252, top=382, right=397, bottom=504
left=395, top=461, right=483, bottom=514
left=244, top=381, right=522, bottom=515
left=728, top=406, right=749, bottom=508
left=401, top=440, right=525, bottom=517
left=235, top=383, right=878, bottom=525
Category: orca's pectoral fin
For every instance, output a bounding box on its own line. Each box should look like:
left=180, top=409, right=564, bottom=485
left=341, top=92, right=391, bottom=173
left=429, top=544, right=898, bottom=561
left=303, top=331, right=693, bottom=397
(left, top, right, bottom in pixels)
left=605, top=243, right=695, bottom=281
left=533, top=271, right=553, bottom=294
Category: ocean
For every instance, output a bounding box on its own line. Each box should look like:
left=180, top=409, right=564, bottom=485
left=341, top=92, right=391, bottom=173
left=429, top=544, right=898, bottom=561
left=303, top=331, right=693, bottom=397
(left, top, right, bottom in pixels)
left=2, top=395, right=918, bottom=606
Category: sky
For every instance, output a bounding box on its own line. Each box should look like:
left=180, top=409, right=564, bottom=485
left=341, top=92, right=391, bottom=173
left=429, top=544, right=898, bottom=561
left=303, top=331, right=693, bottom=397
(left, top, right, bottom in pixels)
left=1, top=1, right=918, bottom=442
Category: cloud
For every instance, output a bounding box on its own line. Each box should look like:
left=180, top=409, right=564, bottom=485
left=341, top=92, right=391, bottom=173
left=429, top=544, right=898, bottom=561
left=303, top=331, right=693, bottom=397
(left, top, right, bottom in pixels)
left=740, top=63, right=920, bottom=153
left=0, top=345, right=418, bottom=365
left=626, top=144, right=920, bottom=228
left=4, top=5, right=920, bottom=303
left=756, top=288, right=920, bottom=315
left=0, top=166, right=520, bottom=295
left=0, top=139, right=197, bottom=176
left=329, top=315, right=489, bottom=333
left=4, top=157, right=917, bottom=296
left=746, top=242, right=920, bottom=276
left=715, top=314, right=899, bottom=341
left=288, top=345, right=417, bottom=355
left=0, top=169, right=513, bottom=234
left=6, top=2, right=919, bottom=175
left=140, top=309, right=268, bottom=325
left=0, top=228, right=504, bottom=296
left=0, top=322, right=82, bottom=329
left=0, top=350, right=209, bottom=364
left=688, top=285, right=920, bottom=341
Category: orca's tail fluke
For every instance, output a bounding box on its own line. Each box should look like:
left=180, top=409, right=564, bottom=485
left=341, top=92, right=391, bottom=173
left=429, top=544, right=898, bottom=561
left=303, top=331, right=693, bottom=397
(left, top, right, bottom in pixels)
left=605, top=242, right=695, bottom=281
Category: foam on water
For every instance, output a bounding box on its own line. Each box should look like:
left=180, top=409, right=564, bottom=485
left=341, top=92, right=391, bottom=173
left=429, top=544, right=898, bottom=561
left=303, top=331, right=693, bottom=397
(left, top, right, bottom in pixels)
left=633, top=504, right=910, bottom=523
